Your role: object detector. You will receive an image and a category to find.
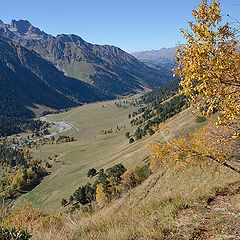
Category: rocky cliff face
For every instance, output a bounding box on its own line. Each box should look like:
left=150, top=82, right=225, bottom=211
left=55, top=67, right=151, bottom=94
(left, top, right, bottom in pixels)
left=0, top=20, right=172, bottom=96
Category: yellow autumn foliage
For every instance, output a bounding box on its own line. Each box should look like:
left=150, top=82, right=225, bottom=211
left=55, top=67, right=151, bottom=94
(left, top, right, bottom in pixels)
left=11, top=171, right=25, bottom=190
left=174, top=0, right=240, bottom=127
left=149, top=123, right=240, bottom=173
left=95, top=183, right=108, bottom=207
left=3, top=202, right=63, bottom=235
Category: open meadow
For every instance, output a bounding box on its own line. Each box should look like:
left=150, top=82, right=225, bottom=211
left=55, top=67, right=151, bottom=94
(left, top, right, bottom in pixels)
left=15, top=98, right=206, bottom=213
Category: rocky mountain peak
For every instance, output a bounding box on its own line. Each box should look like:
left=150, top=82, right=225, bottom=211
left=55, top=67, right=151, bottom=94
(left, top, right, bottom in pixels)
left=9, top=19, right=45, bottom=37
left=10, top=20, right=32, bottom=33
left=56, top=34, right=88, bottom=46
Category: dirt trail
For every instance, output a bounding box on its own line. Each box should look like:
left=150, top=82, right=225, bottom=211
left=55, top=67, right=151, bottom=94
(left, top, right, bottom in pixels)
left=164, top=181, right=240, bottom=240
left=200, top=181, right=240, bottom=239
left=61, top=110, right=83, bottom=132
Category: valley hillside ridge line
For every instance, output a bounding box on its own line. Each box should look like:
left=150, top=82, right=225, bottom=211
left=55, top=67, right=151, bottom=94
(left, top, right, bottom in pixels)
left=0, top=19, right=173, bottom=98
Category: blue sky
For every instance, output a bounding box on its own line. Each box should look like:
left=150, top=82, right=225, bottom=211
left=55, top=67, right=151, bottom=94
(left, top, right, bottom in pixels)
left=1, top=0, right=239, bottom=52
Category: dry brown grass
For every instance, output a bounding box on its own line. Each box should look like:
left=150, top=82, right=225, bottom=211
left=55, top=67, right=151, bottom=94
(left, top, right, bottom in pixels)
left=4, top=162, right=239, bottom=240
left=5, top=99, right=239, bottom=239
left=67, top=164, right=239, bottom=240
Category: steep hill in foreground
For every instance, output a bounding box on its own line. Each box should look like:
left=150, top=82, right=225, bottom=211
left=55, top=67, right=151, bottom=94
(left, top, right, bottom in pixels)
left=5, top=104, right=239, bottom=239
left=2, top=84, right=239, bottom=239
left=0, top=36, right=109, bottom=119
left=66, top=167, right=239, bottom=240
left=0, top=20, right=172, bottom=96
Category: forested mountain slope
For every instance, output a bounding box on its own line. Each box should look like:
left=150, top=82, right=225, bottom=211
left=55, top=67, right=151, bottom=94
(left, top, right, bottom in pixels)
left=0, top=36, right=110, bottom=115
left=0, top=36, right=110, bottom=136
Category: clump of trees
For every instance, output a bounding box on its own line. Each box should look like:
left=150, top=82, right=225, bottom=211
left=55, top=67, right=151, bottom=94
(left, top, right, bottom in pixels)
left=142, top=79, right=180, bottom=104
left=125, top=132, right=130, bottom=139
left=87, top=168, right=97, bottom=178
left=129, top=138, right=135, bottom=144
left=127, top=94, right=188, bottom=142
left=114, top=100, right=136, bottom=109
left=61, top=163, right=151, bottom=211
left=56, top=135, right=75, bottom=144
left=0, top=144, right=47, bottom=199
left=101, top=125, right=126, bottom=135
left=0, top=116, right=44, bottom=137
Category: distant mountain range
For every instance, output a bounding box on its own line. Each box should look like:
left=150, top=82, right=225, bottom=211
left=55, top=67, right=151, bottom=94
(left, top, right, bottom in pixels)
left=0, top=20, right=172, bottom=100
left=132, top=47, right=177, bottom=71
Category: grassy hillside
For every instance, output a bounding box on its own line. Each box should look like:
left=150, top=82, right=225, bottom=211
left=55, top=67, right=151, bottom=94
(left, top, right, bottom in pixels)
left=3, top=2, right=240, bottom=238
left=15, top=98, right=206, bottom=213
left=8, top=168, right=240, bottom=240
left=3, top=97, right=239, bottom=240
left=63, top=165, right=239, bottom=240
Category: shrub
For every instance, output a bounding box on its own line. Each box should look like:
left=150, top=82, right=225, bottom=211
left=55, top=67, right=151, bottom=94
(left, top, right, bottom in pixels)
left=129, top=138, right=134, bottom=144
left=195, top=116, right=207, bottom=123
left=0, top=227, right=31, bottom=240
left=87, top=168, right=97, bottom=178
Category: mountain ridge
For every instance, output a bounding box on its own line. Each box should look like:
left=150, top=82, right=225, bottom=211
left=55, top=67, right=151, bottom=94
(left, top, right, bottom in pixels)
left=132, top=46, right=177, bottom=71
left=0, top=19, right=172, bottom=96
left=0, top=36, right=110, bottom=119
